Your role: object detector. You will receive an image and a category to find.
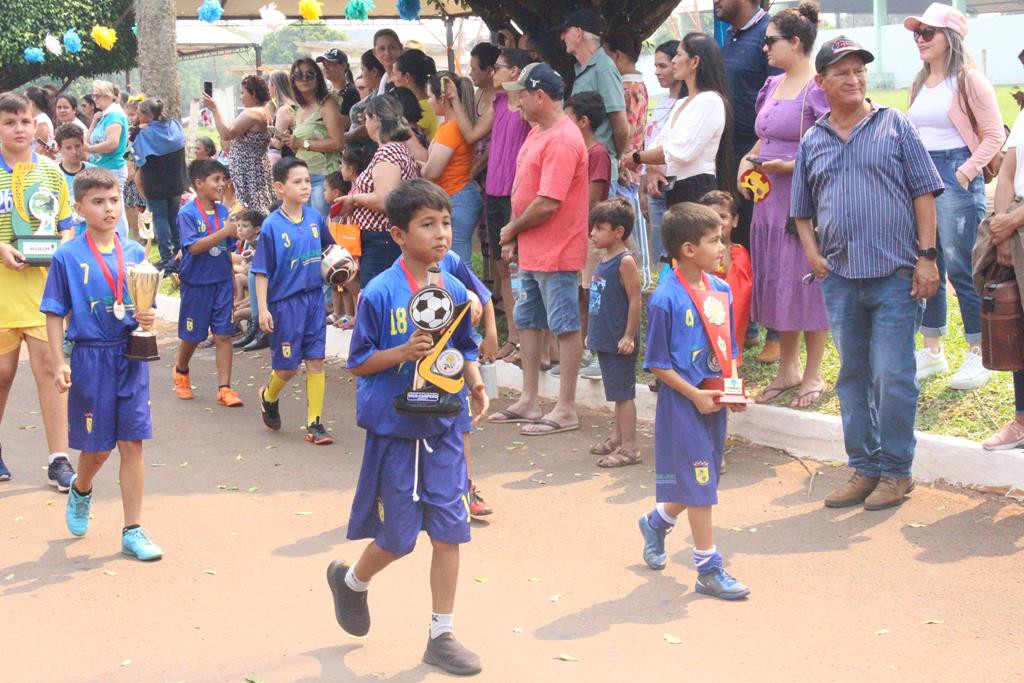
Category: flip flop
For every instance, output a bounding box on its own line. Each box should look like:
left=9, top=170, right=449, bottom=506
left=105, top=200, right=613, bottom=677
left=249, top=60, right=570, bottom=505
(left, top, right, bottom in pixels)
left=487, top=408, right=539, bottom=425
left=790, top=387, right=825, bottom=409
left=754, top=383, right=799, bottom=404
left=494, top=340, right=519, bottom=362
left=520, top=418, right=580, bottom=436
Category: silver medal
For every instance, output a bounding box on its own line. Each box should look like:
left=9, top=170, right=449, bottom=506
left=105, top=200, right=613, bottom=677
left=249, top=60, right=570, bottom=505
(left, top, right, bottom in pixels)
left=113, top=301, right=126, bottom=320
left=209, top=246, right=222, bottom=257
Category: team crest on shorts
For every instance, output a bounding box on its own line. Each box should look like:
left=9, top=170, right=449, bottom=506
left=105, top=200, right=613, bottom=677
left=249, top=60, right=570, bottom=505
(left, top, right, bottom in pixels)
left=376, top=497, right=385, bottom=522
left=84, top=412, right=93, bottom=434
left=281, top=343, right=292, bottom=358
left=186, top=318, right=194, bottom=332
left=694, top=461, right=710, bottom=485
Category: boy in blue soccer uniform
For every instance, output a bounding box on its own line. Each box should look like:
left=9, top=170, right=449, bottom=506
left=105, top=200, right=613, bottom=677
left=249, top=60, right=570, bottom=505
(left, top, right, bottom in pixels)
left=638, top=202, right=749, bottom=600
left=251, top=158, right=335, bottom=444
left=172, top=159, right=243, bottom=407
left=40, top=168, right=162, bottom=561
left=327, top=179, right=488, bottom=676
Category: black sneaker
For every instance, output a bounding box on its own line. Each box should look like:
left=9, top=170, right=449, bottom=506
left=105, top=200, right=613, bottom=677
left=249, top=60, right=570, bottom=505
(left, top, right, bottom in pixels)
left=47, top=456, right=75, bottom=492
left=306, top=419, right=335, bottom=445
left=326, top=560, right=370, bottom=636
left=259, top=387, right=282, bottom=430
left=423, top=632, right=482, bottom=676
left=243, top=331, right=270, bottom=352
left=233, top=325, right=257, bottom=348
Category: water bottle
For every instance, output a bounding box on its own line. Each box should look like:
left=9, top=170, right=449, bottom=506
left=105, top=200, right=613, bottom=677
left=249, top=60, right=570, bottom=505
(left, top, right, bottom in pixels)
left=479, top=362, right=499, bottom=399
left=509, top=261, right=526, bottom=302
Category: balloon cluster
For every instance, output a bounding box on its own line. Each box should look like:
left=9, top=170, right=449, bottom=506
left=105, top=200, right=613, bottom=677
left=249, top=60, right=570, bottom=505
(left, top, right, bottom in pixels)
left=345, top=0, right=375, bottom=21
left=91, top=25, right=118, bottom=51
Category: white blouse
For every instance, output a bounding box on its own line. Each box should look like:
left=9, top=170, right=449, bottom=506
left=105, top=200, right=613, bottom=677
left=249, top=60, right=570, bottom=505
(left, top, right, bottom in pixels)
left=655, top=91, right=725, bottom=180
left=907, top=78, right=965, bottom=152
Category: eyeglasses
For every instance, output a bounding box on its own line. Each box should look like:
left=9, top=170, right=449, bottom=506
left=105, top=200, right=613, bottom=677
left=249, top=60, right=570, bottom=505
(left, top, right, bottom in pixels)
left=494, top=62, right=511, bottom=71
left=292, top=69, right=318, bottom=80
left=914, top=27, right=938, bottom=42
left=763, top=35, right=788, bottom=48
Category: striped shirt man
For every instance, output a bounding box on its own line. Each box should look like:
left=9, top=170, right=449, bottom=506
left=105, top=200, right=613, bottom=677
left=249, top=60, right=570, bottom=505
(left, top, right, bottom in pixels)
left=790, top=104, right=943, bottom=279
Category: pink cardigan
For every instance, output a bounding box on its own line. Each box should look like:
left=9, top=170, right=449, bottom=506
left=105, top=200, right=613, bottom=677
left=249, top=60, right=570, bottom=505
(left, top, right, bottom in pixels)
left=946, top=68, right=1006, bottom=180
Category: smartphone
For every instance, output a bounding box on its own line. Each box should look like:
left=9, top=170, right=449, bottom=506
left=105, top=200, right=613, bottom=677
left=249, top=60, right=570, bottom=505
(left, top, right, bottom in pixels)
left=746, top=156, right=765, bottom=165
left=203, top=81, right=213, bottom=97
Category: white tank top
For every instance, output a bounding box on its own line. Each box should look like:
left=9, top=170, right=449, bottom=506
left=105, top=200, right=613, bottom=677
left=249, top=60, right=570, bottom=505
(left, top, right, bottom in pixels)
left=908, top=78, right=966, bottom=151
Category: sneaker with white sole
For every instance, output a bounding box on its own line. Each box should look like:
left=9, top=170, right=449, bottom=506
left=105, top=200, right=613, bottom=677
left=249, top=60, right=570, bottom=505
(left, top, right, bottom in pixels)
left=982, top=419, right=1024, bottom=451
left=580, top=357, right=603, bottom=381
left=948, top=351, right=992, bottom=391
left=914, top=348, right=948, bottom=382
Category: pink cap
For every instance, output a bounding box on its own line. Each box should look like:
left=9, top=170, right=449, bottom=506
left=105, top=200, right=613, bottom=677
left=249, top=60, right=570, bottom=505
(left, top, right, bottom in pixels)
left=904, top=3, right=968, bottom=38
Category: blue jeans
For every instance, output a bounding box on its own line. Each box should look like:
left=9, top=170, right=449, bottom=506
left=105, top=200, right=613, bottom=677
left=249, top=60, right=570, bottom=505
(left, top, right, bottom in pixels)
left=449, top=181, right=483, bottom=265
left=822, top=270, right=924, bottom=479
left=921, top=147, right=986, bottom=344
left=307, top=173, right=330, bottom=219
left=359, top=229, right=402, bottom=287
left=146, top=195, right=181, bottom=266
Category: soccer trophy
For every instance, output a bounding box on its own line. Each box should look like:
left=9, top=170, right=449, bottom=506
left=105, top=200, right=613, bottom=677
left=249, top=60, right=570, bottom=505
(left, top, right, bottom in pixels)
left=124, top=260, right=162, bottom=362
left=11, top=164, right=62, bottom=265
left=394, top=267, right=471, bottom=416
left=691, top=282, right=751, bottom=404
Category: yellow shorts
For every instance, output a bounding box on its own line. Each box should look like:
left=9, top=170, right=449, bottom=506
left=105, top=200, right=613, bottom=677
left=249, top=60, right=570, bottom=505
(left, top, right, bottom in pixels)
left=0, top=326, right=48, bottom=355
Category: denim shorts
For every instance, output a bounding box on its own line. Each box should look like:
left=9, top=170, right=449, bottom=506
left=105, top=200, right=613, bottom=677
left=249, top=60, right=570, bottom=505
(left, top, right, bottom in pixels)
left=514, top=269, right=580, bottom=335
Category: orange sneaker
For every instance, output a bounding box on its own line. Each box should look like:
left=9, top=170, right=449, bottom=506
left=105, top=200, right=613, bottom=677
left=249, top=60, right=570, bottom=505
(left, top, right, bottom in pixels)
left=217, top=386, right=244, bottom=407
left=172, top=368, right=193, bottom=400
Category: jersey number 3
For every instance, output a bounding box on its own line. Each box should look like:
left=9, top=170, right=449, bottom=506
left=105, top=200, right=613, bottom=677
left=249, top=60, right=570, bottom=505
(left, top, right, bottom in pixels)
left=281, top=233, right=291, bottom=248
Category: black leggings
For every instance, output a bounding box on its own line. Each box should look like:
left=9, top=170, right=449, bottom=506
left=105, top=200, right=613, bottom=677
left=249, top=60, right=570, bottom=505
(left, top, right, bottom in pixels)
left=1016, top=370, right=1024, bottom=415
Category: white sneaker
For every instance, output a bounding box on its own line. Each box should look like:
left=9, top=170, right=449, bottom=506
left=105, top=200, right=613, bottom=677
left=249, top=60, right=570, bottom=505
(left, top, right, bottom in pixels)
left=948, top=350, right=992, bottom=391
left=915, top=348, right=948, bottom=382
left=580, top=357, right=603, bottom=381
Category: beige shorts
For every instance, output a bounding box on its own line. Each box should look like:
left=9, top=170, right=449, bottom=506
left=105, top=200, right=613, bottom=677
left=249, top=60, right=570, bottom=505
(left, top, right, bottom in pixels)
left=0, top=326, right=48, bottom=355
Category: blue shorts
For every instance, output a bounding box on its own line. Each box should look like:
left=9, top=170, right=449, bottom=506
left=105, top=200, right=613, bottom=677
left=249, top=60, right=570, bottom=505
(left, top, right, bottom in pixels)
left=653, top=388, right=726, bottom=507
left=597, top=350, right=638, bottom=402
left=68, top=340, right=152, bottom=452
left=513, top=270, right=580, bottom=336
left=347, top=429, right=470, bottom=556
left=455, top=389, right=474, bottom=434
left=268, top=289, right=326, bottom=371
left=178, top=280, right=234, bottom=342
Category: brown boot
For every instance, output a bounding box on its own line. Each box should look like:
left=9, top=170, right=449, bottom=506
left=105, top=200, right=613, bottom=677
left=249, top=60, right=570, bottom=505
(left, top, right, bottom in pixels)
left=824, top=472, right=879, bottom=508
left=756, top=340, right=780, bottom=364
left=864, top=476, right=915, bottom=511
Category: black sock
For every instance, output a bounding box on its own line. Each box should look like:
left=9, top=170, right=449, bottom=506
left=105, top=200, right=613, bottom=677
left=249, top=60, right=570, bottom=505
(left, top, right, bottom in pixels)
left=72, top=482, right=91, bottom=496
left=176, top=366, right=189, bottom=375
left=122, top=524, right=140, bottom=533
left=219, top=384, right=230, bottom=389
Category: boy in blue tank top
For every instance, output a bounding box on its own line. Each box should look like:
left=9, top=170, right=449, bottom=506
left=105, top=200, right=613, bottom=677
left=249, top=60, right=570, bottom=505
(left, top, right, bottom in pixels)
left=327, top=179, right=488, bottom=676
left=40, top=168, right=162, bottom=561
left=638, top=202, right=750, bottom=600
left=586, top=198, right=642, bottom=468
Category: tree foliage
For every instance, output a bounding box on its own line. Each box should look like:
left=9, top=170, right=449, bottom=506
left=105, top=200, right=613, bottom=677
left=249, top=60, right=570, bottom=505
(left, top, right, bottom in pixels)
left=260, top=22, right=347, bottom=66
left=1, top=0, right=137, bottom=91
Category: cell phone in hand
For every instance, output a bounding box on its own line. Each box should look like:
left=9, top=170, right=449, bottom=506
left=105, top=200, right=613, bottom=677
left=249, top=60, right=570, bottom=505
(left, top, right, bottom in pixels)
left=746, top=156, right=764, bottom=165
left=203, top=81, right=214, bottom=97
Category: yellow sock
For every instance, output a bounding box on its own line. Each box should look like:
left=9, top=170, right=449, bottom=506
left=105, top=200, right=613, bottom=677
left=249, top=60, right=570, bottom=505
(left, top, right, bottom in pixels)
left=265, top=371, right=288, bottom=402
left=306, top=371, right=325, bottom=426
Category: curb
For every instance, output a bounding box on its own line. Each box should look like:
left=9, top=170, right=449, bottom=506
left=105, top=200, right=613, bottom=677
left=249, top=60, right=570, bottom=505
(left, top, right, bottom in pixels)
left=156, top=294, right=1024, bottom=490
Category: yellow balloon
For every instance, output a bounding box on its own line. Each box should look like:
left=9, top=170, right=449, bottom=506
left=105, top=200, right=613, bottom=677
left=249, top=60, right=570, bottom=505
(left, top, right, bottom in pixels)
left=90, top=25, right=118, bottom=51
left=298, top=0, right=323, bottom=21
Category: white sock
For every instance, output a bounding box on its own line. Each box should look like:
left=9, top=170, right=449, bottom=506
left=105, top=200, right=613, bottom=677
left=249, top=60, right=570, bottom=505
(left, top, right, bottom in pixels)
left=655, top=503, right=677, bottom=526
left=693, top=545, right=717, bottom=568
left=48, top=452, right=68, bottom=464
left=430, top=613, right=454, bottom=639
left=344, top=565, right=370, bottom=592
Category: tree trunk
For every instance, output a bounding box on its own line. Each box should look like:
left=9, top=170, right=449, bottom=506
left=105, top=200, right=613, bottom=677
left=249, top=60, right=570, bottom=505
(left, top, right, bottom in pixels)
left=135, top=0, right=181, bottom=118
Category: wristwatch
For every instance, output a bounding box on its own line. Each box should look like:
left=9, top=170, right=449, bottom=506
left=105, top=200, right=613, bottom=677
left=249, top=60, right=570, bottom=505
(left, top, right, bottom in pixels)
left=917, top=247, right=938, bottom=260
left=632, top=151, right=642, bottom=165
left=302, top=139, right=311, bottom=150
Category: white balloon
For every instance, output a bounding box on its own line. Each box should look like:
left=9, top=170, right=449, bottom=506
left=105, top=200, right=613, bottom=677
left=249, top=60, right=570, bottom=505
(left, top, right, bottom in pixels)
left=260, top=3, right=288, bottom=32
left=45, top=34, right=62, bottom=56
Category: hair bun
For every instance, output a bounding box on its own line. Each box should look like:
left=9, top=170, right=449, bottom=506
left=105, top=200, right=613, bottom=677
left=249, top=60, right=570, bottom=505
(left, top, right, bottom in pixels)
left=798, top=1, right=820, bottom=24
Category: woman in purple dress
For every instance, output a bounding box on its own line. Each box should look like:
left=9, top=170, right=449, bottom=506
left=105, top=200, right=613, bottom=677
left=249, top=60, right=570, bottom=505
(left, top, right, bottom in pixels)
left=738, top=2, right=830, bottom=409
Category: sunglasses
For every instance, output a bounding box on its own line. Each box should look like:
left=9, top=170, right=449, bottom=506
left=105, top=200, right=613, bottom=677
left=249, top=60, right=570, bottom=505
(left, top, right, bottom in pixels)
left=763, top=35, right=789, bottom=48
left=292, top=69, right=318, bottom=80
left=914, top=27, right=938, bottom=42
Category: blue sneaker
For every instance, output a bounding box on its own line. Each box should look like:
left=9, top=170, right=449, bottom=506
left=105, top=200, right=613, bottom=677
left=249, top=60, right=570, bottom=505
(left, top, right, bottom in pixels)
left=122, top=527, right=163, bottom=561
left=0, top=448, right=10, bottom=481
left=47, top=456, right=75, bottom=493
left=638, top=514, right=668, bottom=570
left=65, top=475, right=92, bottom=537
left=695, top=567, right=750, bottom=600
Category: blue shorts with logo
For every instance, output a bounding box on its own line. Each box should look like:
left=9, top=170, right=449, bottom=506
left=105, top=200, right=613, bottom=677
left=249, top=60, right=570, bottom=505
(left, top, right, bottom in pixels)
left=178, top=280, right=234, bottom=342
left=68, top=340, right=152, bottom=452
left=268, top=289, right=326, bottom=371
left=347, top=428, right=470, bottom=556
left=455, top=389, right=473, bottom=434
left=653, top=387, right=726, bottom=507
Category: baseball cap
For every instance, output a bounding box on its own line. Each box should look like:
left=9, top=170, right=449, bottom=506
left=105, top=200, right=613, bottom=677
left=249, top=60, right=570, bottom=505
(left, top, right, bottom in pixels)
left=903, top=3, right=968, bottom=38
left=316, top=48, right=348, bottom=64
left=555, top=9, right=605, bottom=36
left=501, top=63, right=565, bottom=95
left=814, top=36, right=875, bottom=74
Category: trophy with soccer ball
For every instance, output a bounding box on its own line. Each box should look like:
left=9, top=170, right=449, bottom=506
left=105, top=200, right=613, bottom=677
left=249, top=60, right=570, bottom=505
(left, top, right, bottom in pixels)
left=11, top=163, right=63, bottom=265
left=394, top=267, right=471, bottom=416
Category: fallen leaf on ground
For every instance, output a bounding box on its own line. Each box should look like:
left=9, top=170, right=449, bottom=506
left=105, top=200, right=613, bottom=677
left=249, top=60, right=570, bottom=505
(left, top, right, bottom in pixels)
left=13, top=516, right=22, bottom=522
left=4, top=573, right=14, bottom=581
left=512, top=627, right=522, bottom=635
left=46, top=500, right=53, bottom=506
left=749, top=527, right=758, bottom=533
left=295, top=511, right=314, bottom=516
left=203, top=569, right=217, bottom=575
left=245, top=677, right=264, bottom=683
left=923, top=619, right=944, bottom=625
left=549, top=594, right=562, bottom=602
left=527, top=577, right=541, bottom=583
left=730, top=526, right=744, bottom=532
left=265, top=444, right=277, bottom=450
left=151, top=463, right=166, bottom=467
left=907, top=522, right=928, bottom=528
left=179, top=462, right=188, bottom=468
left=236, top=454, right=244, bottom=461
left=120, top=659, right=131, bottom=667
left=663, top=634, right=683, bottom=645
left=474, top=576, right=488, bottom=583
left=247, top=486, right=259, bottom=493
left=103, top=569, right=117, bottom=576
left=555, top=654, right=577, bottom=662
left=874, top=629, right=890, bottom=636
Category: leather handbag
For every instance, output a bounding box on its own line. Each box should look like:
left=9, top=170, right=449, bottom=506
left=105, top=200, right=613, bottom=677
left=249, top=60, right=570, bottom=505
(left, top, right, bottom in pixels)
left=980, top=265, right=1024, bottom=371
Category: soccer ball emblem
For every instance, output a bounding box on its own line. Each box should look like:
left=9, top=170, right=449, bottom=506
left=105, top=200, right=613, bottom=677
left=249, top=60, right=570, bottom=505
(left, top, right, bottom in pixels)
left=321, top=245, right=358, bottom=286
left=409, top=286, right=454, bottom=331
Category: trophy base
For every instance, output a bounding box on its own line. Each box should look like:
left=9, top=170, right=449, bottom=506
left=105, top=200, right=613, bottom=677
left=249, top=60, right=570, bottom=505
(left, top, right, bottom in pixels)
left=700, top=377, right=752, bottom=404
left=125, top=332, right=160, bottom=362
left=393, top=388, right=463, bottom=416
left=14, top=235, right=61, bottom=266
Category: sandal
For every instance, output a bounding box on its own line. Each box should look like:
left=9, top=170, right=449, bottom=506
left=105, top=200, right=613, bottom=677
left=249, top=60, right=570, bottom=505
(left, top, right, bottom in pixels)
left=789, top=386, right=825, bottom=409
left=590, top=438, right=619, bottom=455
left=520, top=418, right=580, bottom=436
left=597, top=447, right=642, bottom=468
left=487, top=408, right=539, bottom=425
left=754, top=383, right=799, bottom=404
left=494, top=340, right=519, bottom=362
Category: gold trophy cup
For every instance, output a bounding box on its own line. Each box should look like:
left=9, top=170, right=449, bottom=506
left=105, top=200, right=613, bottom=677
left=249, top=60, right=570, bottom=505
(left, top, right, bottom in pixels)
left=125, top=260, right=162, bottom=362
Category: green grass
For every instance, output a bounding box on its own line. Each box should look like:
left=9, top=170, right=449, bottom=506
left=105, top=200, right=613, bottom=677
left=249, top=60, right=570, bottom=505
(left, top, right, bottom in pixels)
left=868, top=84, right=1022, bottom=127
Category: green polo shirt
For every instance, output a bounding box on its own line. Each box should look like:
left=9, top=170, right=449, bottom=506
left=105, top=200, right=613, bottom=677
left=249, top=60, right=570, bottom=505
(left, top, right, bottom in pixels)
left=572, top=48, right=625, bottom=178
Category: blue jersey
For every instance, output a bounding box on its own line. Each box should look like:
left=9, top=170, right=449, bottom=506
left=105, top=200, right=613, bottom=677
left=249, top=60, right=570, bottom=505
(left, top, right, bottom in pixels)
left=41, top=235, right=148, bottom=341
left=644, top=273, right=736, bottom=387
left=348, top=259, right=479, bottom=439
left=177, top=200, right=235, bottom=285
left=61, top=161, right=96, bottom=235
left=439, top=251, right=491, bottom=305
left=251, top=206, right=334, bottom=303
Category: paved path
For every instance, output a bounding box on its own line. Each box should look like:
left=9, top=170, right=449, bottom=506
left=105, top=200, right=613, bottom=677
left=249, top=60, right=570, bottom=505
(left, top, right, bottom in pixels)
left=2, top=335, right=1022, bottom=682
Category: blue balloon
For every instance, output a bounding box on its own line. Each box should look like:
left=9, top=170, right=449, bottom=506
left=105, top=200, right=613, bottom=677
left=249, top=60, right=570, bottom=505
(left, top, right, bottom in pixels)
left=63, top=28, right=83, bottom=54
left=398, top=0, right=421, bottom=21
left=198, top=0, right=224, bottom=23
left=24, top=46, right=45, bottom=63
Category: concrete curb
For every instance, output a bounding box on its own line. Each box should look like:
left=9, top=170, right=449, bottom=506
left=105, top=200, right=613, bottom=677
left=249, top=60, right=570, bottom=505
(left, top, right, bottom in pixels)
left=157, top=294, right=1024, bottom=490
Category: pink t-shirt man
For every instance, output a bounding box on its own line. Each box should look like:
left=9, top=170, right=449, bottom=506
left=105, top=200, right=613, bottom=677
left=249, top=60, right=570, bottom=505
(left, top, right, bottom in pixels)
left=511, top=115, right=589, bottom=272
